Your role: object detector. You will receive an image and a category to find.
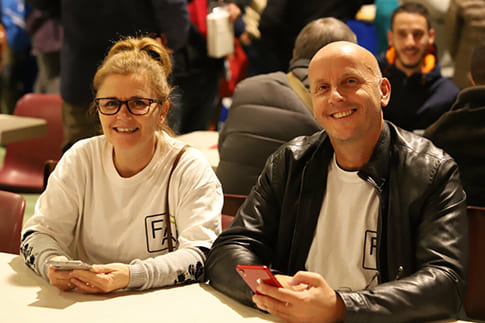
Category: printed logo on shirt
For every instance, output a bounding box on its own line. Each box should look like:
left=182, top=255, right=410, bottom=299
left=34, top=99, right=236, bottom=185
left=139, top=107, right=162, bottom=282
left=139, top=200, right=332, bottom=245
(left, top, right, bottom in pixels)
left=362, top=230, right=377, bottom=270
left=145, top=213, right=175, bottom=253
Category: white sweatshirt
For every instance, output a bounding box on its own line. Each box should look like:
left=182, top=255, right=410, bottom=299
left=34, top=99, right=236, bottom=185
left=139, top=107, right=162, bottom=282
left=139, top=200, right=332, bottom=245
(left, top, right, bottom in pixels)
left=21, top=132, right=222, bottom=289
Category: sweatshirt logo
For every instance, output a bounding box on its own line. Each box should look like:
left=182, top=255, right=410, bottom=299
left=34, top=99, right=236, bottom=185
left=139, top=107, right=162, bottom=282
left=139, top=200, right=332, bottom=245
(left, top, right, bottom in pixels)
left=363, top=230, right=377, bottom=270
left=145, top=213, right=175, bottom=253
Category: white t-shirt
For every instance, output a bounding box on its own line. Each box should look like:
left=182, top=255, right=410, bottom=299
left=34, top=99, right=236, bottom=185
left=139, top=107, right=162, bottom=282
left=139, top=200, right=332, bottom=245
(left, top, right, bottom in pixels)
left=305, top=154, right=379, bottom=291
left=22, top=131, right=223, bottom=289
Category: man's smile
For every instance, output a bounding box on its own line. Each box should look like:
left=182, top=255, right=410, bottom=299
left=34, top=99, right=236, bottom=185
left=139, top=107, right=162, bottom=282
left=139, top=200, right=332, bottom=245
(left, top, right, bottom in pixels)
left=332, top=109, right=356, bottom=119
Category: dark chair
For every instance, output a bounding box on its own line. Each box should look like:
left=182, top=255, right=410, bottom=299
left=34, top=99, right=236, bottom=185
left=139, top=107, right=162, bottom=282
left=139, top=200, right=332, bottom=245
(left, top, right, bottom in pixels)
left=0, top=93, right=64, bottom=193
left=42, top=159, right=58, bottom=191
left=221, top=194, right=246, bottom=230
left=0, top=190, right=26, bottom=254
left=465, top=205, right=485, bottom=320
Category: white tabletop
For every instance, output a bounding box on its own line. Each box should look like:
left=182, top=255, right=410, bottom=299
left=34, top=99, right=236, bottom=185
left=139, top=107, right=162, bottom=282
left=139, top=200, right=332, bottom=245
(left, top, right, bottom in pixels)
left=176, top=130, right=219, bottom=171
left=0, top=253, right=277, bottom=323
left=0, top=114, right=47, bottom=145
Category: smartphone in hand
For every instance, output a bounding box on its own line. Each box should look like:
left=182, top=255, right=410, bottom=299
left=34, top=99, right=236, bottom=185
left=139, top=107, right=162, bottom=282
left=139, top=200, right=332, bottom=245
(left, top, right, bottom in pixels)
left=236, top=264, right=282, bottom=293
left=46, top=260, right=92, bottom=271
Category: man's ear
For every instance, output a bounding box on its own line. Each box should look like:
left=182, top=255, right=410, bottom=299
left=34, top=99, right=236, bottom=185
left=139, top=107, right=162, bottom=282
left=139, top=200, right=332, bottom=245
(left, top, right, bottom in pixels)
left=387, top=30, right=393, bottom=47
left=469, top=72, right=476, bottom=86
left=380, top=77, right=391, bottom=107
left=428, top=28, right=435, bottom=46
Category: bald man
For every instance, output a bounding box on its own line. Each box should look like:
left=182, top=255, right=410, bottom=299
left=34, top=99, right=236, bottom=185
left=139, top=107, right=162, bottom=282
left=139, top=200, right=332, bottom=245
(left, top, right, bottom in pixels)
left=205, top=42, right=468, bottom=322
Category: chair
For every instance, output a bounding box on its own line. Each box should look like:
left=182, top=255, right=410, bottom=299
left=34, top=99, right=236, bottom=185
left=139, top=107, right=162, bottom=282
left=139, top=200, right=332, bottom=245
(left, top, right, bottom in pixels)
left=221, top=194, right=247, bottom=230
left=42, top=159, right=58, bottom=191
left=0, top=93, right=64, bottom=193
left=0, top=190, right=26, bottom=254
left=464, top=205, right=485, bottom=320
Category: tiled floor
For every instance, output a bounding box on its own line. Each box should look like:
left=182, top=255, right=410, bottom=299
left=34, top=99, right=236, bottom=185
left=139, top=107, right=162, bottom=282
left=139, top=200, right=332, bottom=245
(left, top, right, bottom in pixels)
left=0, top=146, right=40, bottom=225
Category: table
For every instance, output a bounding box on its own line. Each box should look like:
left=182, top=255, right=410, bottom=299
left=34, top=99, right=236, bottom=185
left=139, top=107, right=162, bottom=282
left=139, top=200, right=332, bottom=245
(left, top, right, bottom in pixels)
left=0, top=114, right=47, bottom=145
left=176, top=130, right=219, bottom=171
left=0, top=253, right=277, bottom=323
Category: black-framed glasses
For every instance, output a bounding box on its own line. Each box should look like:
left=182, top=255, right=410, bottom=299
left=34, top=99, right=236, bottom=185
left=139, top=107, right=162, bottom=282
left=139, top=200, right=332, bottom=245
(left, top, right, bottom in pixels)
left=95, top=98, right=161, bottom=116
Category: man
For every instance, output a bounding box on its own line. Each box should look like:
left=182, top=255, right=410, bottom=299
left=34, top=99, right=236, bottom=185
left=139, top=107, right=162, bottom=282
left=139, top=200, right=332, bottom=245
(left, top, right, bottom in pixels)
left=424, top=42, right=485, bottom=207
left=217, top=17, right=356, bottom=195
left=248, top=0, right=369, bottom=75
left=379, top=2, right=459, bottom=131
left=205, top=41, right=468, bottom=322
left=446, top=0, right=485, bottom=89
left=28, top=0, right=190, bottom=151
left=0, top=0, right=36, bottom=115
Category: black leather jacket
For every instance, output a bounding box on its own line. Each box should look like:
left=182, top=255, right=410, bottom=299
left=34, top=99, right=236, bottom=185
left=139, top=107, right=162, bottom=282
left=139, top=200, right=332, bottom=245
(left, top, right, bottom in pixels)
left=205, top=122, right=468, bottom=322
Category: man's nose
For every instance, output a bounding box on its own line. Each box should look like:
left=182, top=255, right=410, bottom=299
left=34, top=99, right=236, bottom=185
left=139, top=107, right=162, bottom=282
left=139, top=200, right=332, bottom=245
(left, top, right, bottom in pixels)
left=404, top=34, right=416, bottom=47
left=328, top=87, right=344, bottom=104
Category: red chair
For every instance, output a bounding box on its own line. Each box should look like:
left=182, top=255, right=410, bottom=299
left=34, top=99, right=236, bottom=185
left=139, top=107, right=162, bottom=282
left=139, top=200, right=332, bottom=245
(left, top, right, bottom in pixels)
left=0, top=93, right=64, bottom=193
left=0, top=190, right=25, bottom=254
left=465, top=205, right=485, bottom=320
left=221, top=194, right=246, bottom=230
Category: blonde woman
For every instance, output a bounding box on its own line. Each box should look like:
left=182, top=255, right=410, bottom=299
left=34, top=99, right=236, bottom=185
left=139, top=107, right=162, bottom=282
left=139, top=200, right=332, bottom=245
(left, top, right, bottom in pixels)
left=21, top=36, right=222, bottom=293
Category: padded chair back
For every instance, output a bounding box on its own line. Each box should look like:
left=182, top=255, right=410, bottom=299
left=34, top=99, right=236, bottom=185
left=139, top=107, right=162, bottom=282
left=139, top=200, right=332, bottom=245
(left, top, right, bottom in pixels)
left=222, top=194, right=246, bottom=230
left=0, top=93, right=64, bottom=193
left=465, top=205, right=485, bottom=320
left=0, top=190, right=26, bottom=254
left=42, top=159, right=58, bottom=191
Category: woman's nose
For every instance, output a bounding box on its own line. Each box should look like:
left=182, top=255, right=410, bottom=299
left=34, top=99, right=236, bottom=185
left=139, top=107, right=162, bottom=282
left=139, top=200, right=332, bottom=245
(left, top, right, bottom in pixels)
left=116, top=102, right=132, bottom=118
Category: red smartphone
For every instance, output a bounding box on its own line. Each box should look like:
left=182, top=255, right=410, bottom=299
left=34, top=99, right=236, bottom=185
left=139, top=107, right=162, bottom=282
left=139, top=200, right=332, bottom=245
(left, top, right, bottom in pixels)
left=236, top=264, right=282, bottom=293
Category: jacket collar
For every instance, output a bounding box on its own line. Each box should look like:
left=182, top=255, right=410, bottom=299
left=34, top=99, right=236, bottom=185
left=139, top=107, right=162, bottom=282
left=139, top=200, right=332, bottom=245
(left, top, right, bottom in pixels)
left=357, top=122, right=391, bottom=193
left=288, top=58, right=311, bottom=89
left=385, top=45, right=436, bottom=74
left=452, top=85, right=485, bottom=111
left=381, top=45, right=443, bottom=84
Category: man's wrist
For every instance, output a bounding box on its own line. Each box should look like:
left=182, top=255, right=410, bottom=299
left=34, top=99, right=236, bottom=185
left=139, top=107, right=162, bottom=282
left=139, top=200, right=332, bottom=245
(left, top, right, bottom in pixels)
left=334, top=292, right=346, bottom=322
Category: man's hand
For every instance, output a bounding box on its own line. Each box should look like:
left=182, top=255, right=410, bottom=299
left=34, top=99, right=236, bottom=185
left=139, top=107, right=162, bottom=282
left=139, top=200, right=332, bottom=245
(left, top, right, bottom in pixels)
left=68, top=263, right=130, bottom=293
left=226, top=3, right=241, bottom=23
left=252, top=271, right=346, bottom=323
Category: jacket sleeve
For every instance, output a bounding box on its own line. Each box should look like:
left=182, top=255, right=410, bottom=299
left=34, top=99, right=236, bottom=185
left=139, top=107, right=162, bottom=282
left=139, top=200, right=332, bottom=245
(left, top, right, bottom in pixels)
left=339, top=157, right=468, bottom=322
left=150, top=0, right=190, bottom=52
left=205, top=150, right=286, bottom=307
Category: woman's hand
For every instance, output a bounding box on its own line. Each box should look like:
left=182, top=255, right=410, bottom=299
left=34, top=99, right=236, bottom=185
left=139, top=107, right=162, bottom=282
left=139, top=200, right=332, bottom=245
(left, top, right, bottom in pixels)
left=47, top=255, right=75, bottom=291
left=69, top=263, right=130, bottom=294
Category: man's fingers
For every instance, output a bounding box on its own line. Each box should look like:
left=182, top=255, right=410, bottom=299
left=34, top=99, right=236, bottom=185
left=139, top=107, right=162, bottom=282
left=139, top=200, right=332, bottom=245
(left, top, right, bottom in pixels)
left=289, top=271, right=324, bottom=287
left=253, top=294, right=294, bottom=321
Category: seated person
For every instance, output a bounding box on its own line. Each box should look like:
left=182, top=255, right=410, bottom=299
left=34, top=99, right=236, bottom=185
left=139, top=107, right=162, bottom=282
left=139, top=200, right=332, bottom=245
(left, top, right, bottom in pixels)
left=217, top=17, right=356, bottom=195
left=379, top=2, right=459, bottom=131
left=205, top=41, right=468, bottom=322
left=424, top=42, right=485, bottom=207
left=20, top=36, right=223, bottom=293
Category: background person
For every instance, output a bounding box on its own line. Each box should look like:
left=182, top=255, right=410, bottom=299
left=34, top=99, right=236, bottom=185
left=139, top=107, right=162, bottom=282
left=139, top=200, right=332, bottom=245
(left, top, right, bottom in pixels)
left=27, top=0, right=190, bottom=151
left=21, top=36, right=222, bottom=294
left=424, top=42, right=485, bottom=207
left=216, top=17, right=357, bottom=195
left=247, top=0, right=370, bottom=75
left=445, top=0, right=485, bottom=89
left=379, top=1, right=459, bottom=131
left=206, top=41, right=468, bottom=322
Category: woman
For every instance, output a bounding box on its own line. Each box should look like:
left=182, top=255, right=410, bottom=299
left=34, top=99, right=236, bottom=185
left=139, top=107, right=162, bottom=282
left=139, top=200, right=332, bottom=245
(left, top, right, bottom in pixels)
left=20, top=36, right=223, bottom=293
